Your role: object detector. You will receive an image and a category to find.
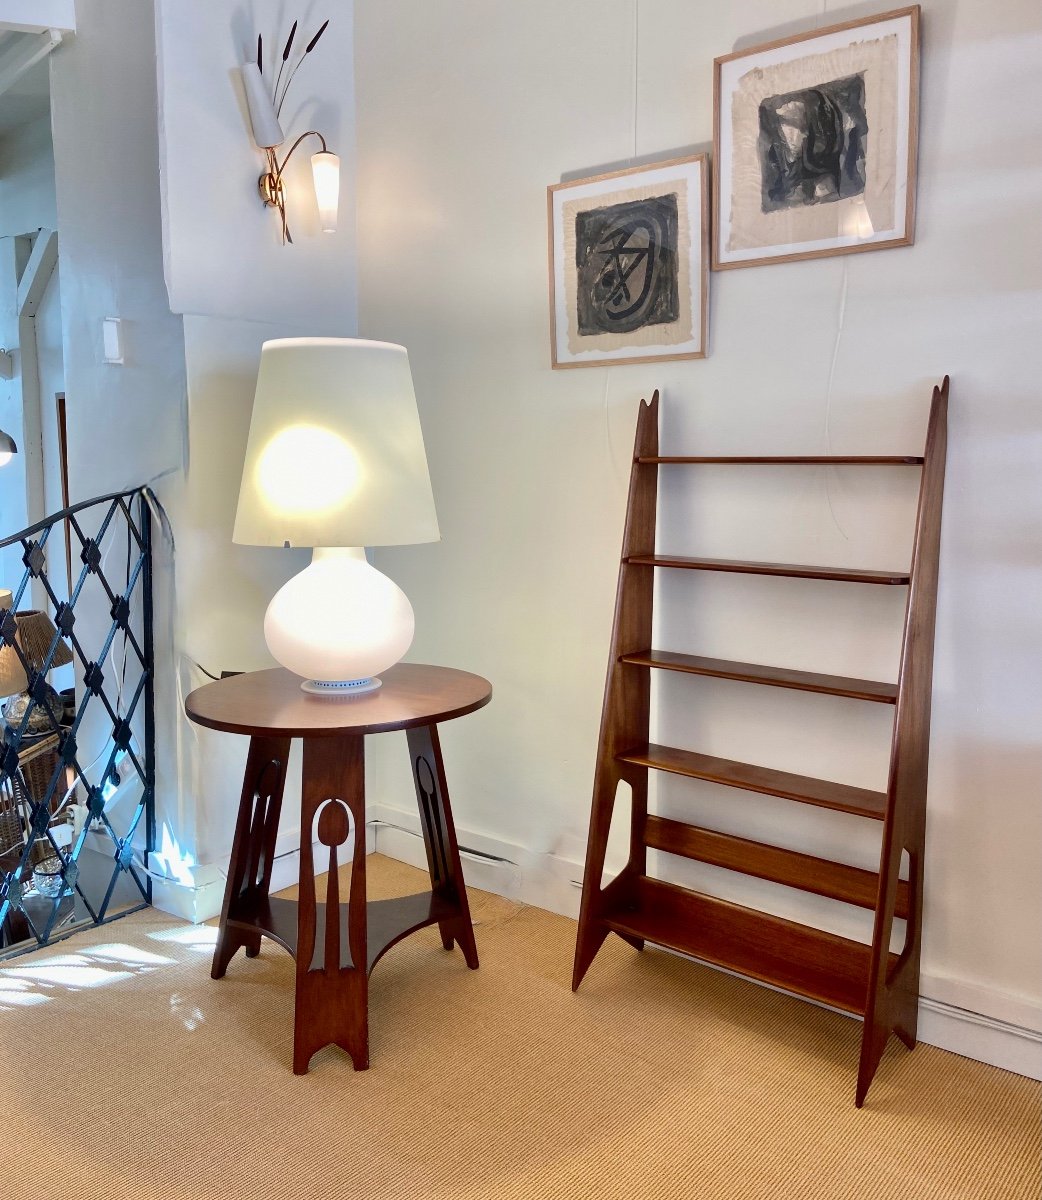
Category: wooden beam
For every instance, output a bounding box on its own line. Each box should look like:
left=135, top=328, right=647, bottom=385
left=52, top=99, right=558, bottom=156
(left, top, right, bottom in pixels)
left=0, top=236, right=25, bottom=349
left=17, top=229, right=57, bottom=319
left=0, top=28, right=61, bottom=98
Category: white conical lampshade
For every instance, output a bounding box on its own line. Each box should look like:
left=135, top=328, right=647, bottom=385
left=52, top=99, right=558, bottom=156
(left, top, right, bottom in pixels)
left=233, top=338, right=440, bottom=549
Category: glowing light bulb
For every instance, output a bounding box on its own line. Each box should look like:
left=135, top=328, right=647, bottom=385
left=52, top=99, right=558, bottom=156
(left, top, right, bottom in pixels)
left=255, top=424, right=360, bottom=518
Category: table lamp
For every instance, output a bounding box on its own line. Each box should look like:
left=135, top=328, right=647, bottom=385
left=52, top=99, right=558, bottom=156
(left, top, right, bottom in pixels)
left=0, top=608, right=75, bottom=732
left=234, top=338, right=440, bottom=695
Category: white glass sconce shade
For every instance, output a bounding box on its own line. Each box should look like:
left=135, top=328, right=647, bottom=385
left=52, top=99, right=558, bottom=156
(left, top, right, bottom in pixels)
left=241, top=62, right=285, bottom=149
left=311, top=151, right=340, bottom=233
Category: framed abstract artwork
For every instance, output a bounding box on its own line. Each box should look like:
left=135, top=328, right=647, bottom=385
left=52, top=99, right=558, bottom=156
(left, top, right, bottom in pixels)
left=547, top=155, right=708, bottom=369
left=713, top=6, right=920, bottom=270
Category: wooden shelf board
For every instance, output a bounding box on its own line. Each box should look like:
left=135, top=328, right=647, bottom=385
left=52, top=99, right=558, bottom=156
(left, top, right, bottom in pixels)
left=621, top=649, right=897, bottom=703
left=603, top=876, right=889, bottom=1015
left=637, top=456, right=923, bottom=465
left=366, top=891, right=455, bottom=973
left=626, top=555, right=910, bottom=585
left=226, top=890, right=455, bottom=974
left=644, top=816, right=908, bottom=917
left=617, top=743, right=887, bottom=820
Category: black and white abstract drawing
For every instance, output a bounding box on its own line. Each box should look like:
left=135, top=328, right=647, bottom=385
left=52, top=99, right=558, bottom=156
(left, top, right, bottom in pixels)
left=758, top=74, right=868, bottom=213
left=574, top=195, right=680, bottom=336
left=548, top=155, right=707, bottom=368
left=713, top=6, right=919, bottom=269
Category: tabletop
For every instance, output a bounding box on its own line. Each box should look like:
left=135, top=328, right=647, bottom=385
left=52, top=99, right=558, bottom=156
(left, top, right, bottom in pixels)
left=184, top=663, right=493, bottom=738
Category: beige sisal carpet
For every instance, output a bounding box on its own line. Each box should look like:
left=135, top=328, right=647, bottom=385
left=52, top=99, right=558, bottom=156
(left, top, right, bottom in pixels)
left=0, top=855, right=1038, bottom=1200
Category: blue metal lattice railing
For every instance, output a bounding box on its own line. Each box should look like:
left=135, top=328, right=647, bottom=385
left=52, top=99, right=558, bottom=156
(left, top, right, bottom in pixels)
left=0, top=488, right=154, bottom=956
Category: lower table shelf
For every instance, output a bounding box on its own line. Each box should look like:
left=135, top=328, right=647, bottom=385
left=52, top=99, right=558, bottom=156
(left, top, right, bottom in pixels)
left=226, top=889, right=457, bottom=975
left=601, top=875, right=897, bottom=1016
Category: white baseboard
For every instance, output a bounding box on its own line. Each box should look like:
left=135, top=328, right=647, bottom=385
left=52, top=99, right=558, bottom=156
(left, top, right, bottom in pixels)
left=146, top=822, right=376, bottom=924
left=369, top=803, right=1042, bottom=1082
left=917, top=995, right=1042, bottom=1079
left=367, top=803, right=581, bottom=917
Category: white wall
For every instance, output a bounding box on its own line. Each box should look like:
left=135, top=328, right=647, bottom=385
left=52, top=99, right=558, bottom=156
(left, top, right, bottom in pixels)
left=50, top=2, right=187, bottom=504
left=0, top=106, right=57, bottom=586
left=0, top=110, right=56, bottom=233
left=152, top=0, right=358, bottom=914
left=35, top=251, right=63, bottom=522
left=157, top=2, right=356, bottom=328
left=0, top=0, right=75, bottom=33
left=353, top=0, right=1042, bottom=1063
left=0, top=82, right=68, bottom=582
left=46, top=0, right=189, bottom=903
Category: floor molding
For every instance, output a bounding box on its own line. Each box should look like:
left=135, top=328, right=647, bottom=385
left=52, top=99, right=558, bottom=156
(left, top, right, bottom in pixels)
left=370, top=802, right=1042, bottom=1082
left=148, top=824, right=375, bottom=923
left=917, top=995, right=1042, bottom=1080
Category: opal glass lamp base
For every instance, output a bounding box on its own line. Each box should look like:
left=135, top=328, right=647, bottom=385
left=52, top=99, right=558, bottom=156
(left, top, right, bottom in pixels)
left=264, top=547, right=414, bottom=698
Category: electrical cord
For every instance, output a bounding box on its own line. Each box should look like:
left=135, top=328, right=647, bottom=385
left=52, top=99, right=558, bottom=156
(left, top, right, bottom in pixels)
left=822, top=259, right=851, bottom=540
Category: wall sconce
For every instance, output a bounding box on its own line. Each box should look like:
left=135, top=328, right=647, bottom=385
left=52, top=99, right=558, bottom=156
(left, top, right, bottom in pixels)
left=241, top=19, right=338, bottom=245
left=0, top=429, right=17, bottom=468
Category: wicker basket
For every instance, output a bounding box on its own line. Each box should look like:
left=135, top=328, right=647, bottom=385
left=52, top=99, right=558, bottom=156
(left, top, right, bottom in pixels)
left=3, top=733, right=64, bottom=869
left=0, top=785, right=24, bottom=872
left=13, top=733, right=63, bottom=812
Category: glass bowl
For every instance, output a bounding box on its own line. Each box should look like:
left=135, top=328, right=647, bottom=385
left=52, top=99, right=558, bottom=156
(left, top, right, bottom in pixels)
left=32, top=856, right=65, bottom=899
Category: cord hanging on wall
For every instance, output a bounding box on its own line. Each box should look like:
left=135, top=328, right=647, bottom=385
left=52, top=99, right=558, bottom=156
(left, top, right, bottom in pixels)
left=241, top=19, right=338, bottom=245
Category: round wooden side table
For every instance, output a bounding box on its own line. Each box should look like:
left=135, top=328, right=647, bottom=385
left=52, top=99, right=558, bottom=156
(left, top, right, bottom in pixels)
left=185, top=662, right=492, bottom=1074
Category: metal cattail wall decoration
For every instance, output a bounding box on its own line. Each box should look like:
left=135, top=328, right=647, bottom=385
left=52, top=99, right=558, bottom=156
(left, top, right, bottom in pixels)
left=277, top=19, right=329, bottom=116
left=241, top=18, right=335, bottom=245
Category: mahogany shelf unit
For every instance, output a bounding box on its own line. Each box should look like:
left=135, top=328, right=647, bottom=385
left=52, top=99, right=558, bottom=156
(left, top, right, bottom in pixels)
left=572, top=380, right=948, bottom=1107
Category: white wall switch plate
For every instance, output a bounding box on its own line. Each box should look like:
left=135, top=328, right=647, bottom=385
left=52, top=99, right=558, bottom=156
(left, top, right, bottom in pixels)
left=102, top=317, right=124, bottom=364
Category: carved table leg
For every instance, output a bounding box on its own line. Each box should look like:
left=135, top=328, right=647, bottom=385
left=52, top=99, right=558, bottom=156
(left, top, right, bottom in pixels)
left=212, top=735, right=290, bottom=980
left=407, top=723, right=479, bottom=969
left=293, top=734, right=369, bottom=1074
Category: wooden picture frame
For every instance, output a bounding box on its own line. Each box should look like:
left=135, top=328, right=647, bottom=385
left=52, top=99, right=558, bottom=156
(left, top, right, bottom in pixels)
left=548, top=154, right=709, bottom=369
left=713, top=6, right=920, bottom=270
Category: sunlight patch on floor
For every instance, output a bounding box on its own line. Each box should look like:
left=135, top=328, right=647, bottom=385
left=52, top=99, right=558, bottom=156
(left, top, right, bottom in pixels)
left=147, top=924, right=219, bottom=952
left=0, top=940, right=179, bottom=1009
left=169, top=991, right=206, bottom=1031
left=0, top=977, right=50, bottom=1008
left=80, top=943, right=175, bottom=968
left=3, top=957, right=138, bottom=991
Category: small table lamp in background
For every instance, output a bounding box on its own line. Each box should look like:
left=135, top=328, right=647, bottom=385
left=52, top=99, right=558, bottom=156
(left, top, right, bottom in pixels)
left=0, top=605, right=74, bottom=733
left=0, top=589, right=20, bottom=704
left=233, top=338, right=440, bottom=695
